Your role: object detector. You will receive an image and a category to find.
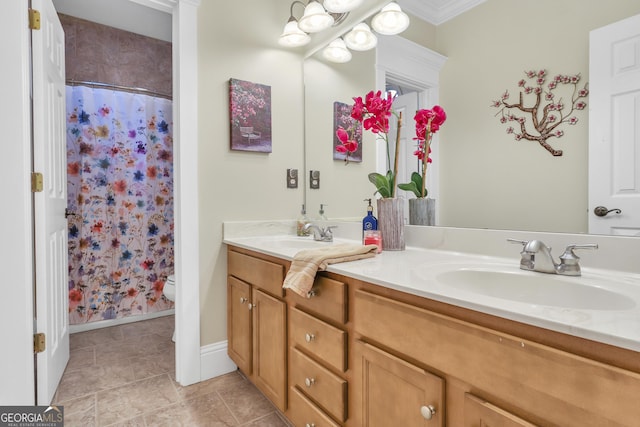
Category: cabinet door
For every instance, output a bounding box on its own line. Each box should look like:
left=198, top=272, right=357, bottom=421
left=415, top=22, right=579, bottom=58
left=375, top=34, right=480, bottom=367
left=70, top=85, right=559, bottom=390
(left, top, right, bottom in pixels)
left=464, top=394, right=538, bottom=427
left=253, top=289, right=288, bottom=412
left=355, top=340, right=444, bottom=427
left=227, top=276, right=252, bottom=374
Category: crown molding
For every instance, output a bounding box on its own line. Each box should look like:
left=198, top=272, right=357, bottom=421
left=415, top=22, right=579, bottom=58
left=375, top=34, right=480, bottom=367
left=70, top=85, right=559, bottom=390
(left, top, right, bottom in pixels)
left=399, top=0, right=486, bottom=25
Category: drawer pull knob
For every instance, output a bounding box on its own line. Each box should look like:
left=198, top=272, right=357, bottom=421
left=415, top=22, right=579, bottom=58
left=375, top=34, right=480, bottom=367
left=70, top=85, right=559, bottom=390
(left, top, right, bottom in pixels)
left=304, top=377, right=315, bottom=387
left=420, top=405, right=436, bottom=420
left=305, top=424, right=315, bottom=427
left=239, top=297, right=247, bottom=304
left=248, top=303, right=256, bottom=311
left=307, top=289, right=317, bottom=298
left=305, top=333, right=315, bottom=343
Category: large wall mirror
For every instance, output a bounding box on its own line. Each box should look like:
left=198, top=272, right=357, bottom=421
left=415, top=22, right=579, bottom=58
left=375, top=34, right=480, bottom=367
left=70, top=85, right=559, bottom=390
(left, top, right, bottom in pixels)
left=303, top=0, right=640, bottom=236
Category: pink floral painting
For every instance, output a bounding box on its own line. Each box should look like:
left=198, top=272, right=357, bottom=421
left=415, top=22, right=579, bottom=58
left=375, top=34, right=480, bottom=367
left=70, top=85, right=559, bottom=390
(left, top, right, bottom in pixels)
left=229, top=78, right=272, bottom=153
left=333, top=101, right=362, bottom=163
left=66, top=85, right=174, bottom=324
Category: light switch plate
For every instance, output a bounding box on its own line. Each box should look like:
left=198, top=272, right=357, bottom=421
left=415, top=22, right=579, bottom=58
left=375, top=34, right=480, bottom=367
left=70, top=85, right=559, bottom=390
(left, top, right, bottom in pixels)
left=287, top=168, right=298, bottom=188
left=310, top=170, right=320, bottom=189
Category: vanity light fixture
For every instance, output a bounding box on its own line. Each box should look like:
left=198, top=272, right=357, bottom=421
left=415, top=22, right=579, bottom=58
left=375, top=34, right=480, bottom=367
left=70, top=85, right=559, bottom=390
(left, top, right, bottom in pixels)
left=279, top=1, right=312, bottom=47
left=323, top=0, right=364, bottom=13
left=298, top=0, right=335, bottom=33
left=371, top=1, right=410, bottom=35
left=322, top=38, right=353, bottom=63
left=344, top=22, right=377, bottom=51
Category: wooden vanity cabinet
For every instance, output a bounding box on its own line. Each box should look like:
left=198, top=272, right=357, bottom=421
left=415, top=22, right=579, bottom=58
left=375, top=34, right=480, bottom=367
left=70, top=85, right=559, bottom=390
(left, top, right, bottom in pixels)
left=227, top=248, right=287, bottom=412
left=227, top=246, right=640, bottom=426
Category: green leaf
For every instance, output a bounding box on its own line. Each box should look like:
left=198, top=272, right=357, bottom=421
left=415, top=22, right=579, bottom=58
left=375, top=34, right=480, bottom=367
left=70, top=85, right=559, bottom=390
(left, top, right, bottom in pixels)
left=398, top=172, right=426, bottom=198
left=398, top=181, right=421, bottom=198
left=368, top=172, right=393, bottom=198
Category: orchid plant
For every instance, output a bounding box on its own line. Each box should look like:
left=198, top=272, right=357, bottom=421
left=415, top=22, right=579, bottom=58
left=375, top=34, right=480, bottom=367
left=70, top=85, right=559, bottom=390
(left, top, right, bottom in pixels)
left=335, top=90, right=402, bottom=198
left=398, top=106, right=447, bottom=198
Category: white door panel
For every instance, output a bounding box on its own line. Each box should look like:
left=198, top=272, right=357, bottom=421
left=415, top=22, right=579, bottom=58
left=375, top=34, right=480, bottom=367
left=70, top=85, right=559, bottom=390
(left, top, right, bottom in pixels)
left=589, top=13, right=640, bottom=235
left=32, top=0, right=69, bottom=404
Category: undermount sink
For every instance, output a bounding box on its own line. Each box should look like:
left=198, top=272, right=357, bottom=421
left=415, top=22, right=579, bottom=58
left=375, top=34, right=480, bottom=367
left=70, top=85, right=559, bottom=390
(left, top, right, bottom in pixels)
left=436, top=268, right=636, bottom=311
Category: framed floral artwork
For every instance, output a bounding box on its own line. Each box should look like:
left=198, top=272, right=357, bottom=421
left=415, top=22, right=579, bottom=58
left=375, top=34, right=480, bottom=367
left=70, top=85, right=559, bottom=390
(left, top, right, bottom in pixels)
left=333, top=101, right=362, bottom=163
left=229, top=78, right=272, bottom=153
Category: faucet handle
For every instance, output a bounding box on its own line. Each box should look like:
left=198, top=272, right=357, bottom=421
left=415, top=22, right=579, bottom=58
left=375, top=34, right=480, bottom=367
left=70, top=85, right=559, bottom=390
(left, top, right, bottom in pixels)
left=558, top=244, right=598, bottom=276
left=506, top=238, right=528, bottom=246
left=560, top=244, right=598, bottom=261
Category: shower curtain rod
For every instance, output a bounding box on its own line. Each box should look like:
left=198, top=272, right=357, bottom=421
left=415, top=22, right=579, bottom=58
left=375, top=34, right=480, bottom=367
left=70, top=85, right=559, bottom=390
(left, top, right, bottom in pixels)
left=66, top=79, right=172, bottom=100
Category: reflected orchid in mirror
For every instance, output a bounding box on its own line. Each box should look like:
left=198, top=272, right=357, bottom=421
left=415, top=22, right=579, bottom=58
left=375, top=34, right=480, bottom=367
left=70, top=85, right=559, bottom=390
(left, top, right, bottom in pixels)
left=336, top=90, right=401, bottom=198
left=491, top=69, right=588, bottom=156
left=398, top=106, right=447, bottom=198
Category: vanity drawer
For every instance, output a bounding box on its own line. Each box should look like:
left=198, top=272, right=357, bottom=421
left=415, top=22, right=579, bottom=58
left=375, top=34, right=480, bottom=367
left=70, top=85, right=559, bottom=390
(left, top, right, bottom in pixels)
left=290, top=347, right=347, bottom=422
left=290, top=307, right=347, bottom=372
left=228, top=249, right=284, bottom=297
left=288, top=274, right=348, bottom=324
left=288, top=386, right=341, bottom=427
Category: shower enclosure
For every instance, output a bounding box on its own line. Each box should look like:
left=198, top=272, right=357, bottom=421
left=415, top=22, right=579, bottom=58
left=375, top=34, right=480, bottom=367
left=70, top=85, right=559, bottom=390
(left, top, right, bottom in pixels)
left=66, top=83, right=174, bottom=325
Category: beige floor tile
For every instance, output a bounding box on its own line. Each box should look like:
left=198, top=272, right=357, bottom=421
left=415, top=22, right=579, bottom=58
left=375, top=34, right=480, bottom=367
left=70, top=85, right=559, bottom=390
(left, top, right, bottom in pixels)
left=131, top=348, right=175, bottom=381
left=55, top=363, right=135, bottom=402
left=70, top=325, right=124, bottom=350
left=172, top=371, right=245, bottom=402
left=66, top=346, right=96, bottom=372
left=97, top=373, right=179, bottom=426
left=241, top=412, right=291, bottom=427
left=54, top=394, right=96, bottom=427
left=145, top=391, right=237, bottom=426
left=217, top=380, right=278, bottom=425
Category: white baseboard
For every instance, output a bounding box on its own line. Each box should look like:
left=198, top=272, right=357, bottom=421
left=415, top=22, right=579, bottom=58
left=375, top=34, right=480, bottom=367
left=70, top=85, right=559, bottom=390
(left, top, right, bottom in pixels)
left=69, top=309, right=175, bottom=334
left=200, top=340, right=237, bottom=381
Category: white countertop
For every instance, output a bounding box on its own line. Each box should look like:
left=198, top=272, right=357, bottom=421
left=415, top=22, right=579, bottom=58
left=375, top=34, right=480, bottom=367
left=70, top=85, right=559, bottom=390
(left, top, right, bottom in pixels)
left=223, top=221, right=640, bottom=353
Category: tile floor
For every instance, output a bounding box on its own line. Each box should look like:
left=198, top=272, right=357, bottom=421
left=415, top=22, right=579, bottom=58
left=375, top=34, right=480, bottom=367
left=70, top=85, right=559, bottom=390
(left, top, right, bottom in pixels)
left=54, top=315, right=291, bottom=427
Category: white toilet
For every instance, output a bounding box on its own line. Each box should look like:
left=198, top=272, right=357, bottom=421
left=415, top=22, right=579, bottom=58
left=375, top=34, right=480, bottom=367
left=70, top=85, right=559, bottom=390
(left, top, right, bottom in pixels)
left=163, top=275, right=176, bottom=342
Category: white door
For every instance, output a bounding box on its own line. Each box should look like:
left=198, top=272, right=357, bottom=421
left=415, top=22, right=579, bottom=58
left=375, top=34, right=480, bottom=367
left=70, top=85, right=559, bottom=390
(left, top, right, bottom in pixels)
left=32, top=0, right=69, bottom=404
left=589, top=14, right=640, bottom=236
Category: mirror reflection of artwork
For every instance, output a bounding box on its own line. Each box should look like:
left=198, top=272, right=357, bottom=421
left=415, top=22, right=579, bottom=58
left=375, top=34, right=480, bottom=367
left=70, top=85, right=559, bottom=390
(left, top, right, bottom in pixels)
left=333, top=101, right=363, bottom=163
left=229, top=78, right=272, bottom=153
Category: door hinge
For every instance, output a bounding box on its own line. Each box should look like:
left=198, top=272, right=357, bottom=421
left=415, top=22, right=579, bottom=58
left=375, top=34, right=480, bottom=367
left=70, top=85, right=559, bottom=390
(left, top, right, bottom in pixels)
left=31, top=172, right=43, bottom=193
left=29, top=8, right=41, bottom=30
left=34, top=333, right=46, bottom=354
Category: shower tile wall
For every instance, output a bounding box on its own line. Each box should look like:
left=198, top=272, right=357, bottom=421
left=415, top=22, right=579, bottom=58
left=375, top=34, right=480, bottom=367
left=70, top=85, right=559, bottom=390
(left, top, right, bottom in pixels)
left=59, top=13, right=172, bottom=96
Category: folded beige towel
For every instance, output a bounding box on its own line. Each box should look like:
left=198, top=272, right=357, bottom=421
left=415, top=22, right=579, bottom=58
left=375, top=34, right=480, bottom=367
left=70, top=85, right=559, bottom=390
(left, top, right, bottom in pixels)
left=283, top=243, right=378, bottom=298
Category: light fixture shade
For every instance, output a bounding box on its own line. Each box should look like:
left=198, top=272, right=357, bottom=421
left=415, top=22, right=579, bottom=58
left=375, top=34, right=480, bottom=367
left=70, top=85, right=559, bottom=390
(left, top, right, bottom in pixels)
left=344, top=22, right=377, bottom=51
left=298, top=1, right=335, bottom=33
left=323, top=0, right=364, bottom=13
left=371, top=1, right=410, bottom=35
left=278, top=19, right=311, bottom=47
left=322, top=38, right=352, bottom=63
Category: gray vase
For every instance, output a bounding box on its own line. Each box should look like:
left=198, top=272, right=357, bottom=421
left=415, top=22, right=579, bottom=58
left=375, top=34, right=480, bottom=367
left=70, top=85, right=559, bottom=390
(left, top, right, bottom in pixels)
left=409, top=198, right=435, bottom=226
left=377, top=198, right=405, bottom=251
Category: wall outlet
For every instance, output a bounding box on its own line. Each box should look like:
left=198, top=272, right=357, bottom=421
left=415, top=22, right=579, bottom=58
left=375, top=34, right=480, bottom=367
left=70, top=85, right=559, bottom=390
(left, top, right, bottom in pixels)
left=310, top=170, right=320, bottom=189
left=287, top=168, right=298, bottom=188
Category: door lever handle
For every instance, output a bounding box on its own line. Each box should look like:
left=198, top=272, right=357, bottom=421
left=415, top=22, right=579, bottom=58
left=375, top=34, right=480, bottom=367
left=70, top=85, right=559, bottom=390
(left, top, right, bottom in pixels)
left=593, top=206, right=621, bottom=217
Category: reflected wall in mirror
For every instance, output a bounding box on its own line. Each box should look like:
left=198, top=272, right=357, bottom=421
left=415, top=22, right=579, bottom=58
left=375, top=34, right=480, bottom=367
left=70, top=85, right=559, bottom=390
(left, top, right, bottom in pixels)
left=303, top=0, right=640, bottom=235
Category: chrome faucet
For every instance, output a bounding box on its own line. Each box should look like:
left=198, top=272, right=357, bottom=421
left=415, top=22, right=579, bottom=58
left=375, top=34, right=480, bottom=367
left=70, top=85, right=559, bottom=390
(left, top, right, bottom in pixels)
left=508, top=239, right=598, bottom=276
left=303, top=223, right=337, bottom=242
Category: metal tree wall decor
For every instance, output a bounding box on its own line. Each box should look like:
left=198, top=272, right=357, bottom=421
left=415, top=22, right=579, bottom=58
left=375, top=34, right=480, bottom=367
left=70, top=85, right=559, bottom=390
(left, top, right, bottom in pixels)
left=491, top=70, right=588, bottom=156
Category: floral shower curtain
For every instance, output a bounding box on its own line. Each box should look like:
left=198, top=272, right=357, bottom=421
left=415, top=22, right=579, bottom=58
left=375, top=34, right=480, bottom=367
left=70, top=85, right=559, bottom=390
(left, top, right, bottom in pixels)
left=66, top=85, right=174, bottom=324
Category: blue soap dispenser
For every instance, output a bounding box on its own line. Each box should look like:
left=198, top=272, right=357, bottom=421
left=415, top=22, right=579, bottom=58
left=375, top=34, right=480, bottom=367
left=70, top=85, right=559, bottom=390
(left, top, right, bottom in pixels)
left=362, top=198, right=378, bottom=239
